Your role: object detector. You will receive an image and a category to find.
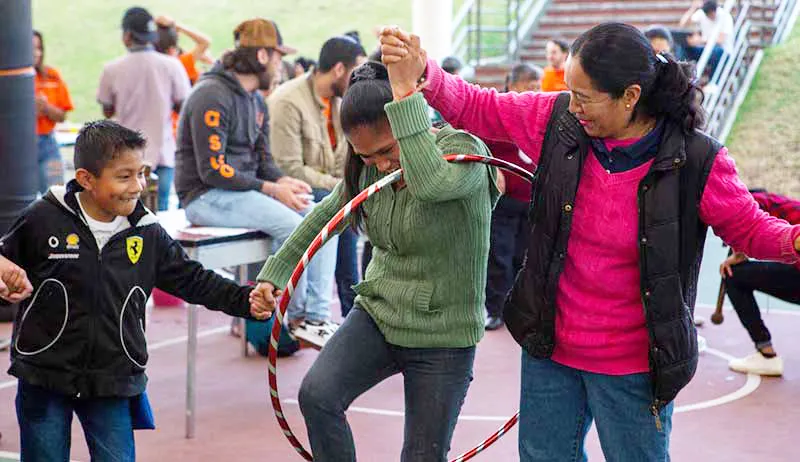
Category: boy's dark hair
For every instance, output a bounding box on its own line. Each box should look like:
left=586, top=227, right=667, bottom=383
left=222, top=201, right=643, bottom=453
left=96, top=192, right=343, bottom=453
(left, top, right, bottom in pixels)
left=505, top=62, right=543, bottom=91
left=317, top=36, right=366, bottom=73
left=74, top=120, right=147, bottom=176
left=702, top=1, right=718, bottom=15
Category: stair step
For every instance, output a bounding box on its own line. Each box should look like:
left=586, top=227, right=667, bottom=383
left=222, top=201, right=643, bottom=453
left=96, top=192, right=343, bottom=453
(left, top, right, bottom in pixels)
left=539, top=12, right=683, bottom=25
left=548, top=0, right=690, bottom=12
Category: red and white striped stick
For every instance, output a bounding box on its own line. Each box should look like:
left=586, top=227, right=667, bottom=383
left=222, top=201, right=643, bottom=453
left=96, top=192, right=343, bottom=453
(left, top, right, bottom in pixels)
left=267, top=154, right=534, bottom=461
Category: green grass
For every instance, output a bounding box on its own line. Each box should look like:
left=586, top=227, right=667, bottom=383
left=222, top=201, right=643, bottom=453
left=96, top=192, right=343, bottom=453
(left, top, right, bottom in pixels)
left=33, top=0, right=412, bottom=123
left=726, top=20, right=800, bottom=197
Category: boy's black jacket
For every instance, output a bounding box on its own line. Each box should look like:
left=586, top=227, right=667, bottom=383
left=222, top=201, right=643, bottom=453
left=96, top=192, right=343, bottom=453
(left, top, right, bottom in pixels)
left=0, top=180, right=254, bottom=398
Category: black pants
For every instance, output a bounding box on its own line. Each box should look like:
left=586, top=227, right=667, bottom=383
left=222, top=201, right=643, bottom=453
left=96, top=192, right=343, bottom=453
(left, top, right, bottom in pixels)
left=726, top=261, right=800, bottom=348
left=485, top=196, right=530, bottom=318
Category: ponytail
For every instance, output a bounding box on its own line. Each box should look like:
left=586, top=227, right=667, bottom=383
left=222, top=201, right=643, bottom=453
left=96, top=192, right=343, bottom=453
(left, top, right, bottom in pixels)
left=340, top=61, right=393, bottom=230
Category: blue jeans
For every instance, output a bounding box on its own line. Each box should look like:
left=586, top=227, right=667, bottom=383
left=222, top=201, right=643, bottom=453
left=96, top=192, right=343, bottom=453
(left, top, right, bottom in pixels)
left=686, top=45, right=726, bottom=78
left=154, top=166, right=173, bottom=211
left=37, top=133, right=63, bottom=194
left=312, top=188, right=359, bottom=317
left=519, top=354, right=673, bottom=462
left=299, top=308, right=475, bottom=462
left=485, top=196, right=530, bottom=318
left=185, top=188, right=335, bottom=322
left=16, top=380, right=135, bottom=462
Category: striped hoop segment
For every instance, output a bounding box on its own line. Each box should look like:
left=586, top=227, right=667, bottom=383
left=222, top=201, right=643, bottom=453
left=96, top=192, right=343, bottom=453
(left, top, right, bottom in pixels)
left=268, top=154, right=534, bottom=461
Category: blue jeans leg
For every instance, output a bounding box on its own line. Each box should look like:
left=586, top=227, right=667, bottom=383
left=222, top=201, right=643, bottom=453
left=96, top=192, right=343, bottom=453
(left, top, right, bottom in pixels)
left=37, top=133, right=64, bottom=195
left=16, top=380, right=73, bottom=462
left=154, top=166, right=174, bottom=211
left=184, top=189, right=335, bottom=322
left=399, top=345, right=475, bottom=461
left=75, top=396, right=136, bottom=462
left=298, top=309, right=400, bottom=461
left=298, top=308, right=475, bottom=462
left=585, top=371, right=672, bottom=462
left=519, top=355, right=592, bottom=462
left=335, top=227, right=359, bottom=317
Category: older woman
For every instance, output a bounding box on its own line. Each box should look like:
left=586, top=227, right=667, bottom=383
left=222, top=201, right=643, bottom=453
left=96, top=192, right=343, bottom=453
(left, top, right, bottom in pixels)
left=381, top=22, right=800, bottom=461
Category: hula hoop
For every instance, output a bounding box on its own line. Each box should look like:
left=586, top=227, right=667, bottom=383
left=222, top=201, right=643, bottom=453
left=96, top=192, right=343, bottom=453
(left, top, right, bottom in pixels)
left=267, top=154, right=534, bottom=461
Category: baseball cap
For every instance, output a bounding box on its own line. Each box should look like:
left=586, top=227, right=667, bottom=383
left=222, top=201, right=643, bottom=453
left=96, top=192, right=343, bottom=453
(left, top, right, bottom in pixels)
left=122, top=7, right=157, bottom=44
left=233, top=19, right=296, bottom=55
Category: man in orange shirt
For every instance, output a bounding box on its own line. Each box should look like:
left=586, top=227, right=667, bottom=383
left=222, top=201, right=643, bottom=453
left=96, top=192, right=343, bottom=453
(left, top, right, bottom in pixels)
left=153, top=15, right=213, bottom=84
left=33, top=30, right=74, bottom=194
left=540, top=38, right=569, bottom=92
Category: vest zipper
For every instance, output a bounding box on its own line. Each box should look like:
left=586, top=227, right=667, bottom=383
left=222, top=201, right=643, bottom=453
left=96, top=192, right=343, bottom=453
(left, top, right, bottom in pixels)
left=650, top=402, right=663, bottom=432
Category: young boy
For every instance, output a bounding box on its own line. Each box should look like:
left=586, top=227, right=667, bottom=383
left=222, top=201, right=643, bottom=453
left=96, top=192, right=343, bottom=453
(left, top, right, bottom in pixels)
left=0, top=120, right=271, bottom=461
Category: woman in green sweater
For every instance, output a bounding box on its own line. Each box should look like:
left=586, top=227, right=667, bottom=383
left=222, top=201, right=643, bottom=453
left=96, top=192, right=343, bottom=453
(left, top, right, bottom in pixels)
left=252, top=62, right=498, bottom=461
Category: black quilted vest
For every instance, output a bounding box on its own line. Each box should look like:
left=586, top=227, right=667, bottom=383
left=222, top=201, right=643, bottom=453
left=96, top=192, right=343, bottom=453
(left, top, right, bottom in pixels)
left=504, top=93, right=721, bottom=411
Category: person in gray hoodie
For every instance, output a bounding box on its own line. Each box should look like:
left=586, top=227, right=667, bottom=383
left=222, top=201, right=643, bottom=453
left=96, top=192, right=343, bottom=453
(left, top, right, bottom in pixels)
left=175, top=18, right=339, bottom=347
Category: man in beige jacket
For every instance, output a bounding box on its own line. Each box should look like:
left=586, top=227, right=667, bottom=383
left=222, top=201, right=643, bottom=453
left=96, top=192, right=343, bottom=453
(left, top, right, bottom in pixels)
left=268, top=35, right=367, bottom=317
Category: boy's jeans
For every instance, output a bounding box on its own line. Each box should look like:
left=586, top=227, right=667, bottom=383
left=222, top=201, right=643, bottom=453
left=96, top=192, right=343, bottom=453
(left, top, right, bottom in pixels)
left=185, top=188, right=336, bottom=322
left=519, top=354, right=673, bottom=462
left=16, top=380, right=135, bottom=462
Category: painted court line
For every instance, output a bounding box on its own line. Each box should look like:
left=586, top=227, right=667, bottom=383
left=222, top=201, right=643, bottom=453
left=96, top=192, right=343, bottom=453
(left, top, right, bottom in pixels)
left=282, top=345, right=762, bottom=420
left=0, top=325, right=230, bottom=391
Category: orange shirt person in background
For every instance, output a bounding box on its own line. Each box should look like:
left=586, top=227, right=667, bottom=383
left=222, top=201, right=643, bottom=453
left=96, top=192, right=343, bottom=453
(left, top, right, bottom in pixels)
left=540, top=38, right=569, bottom=92
left=33, top=30, right=73, bottom=194
left=153, top=15, right=213, bottom=135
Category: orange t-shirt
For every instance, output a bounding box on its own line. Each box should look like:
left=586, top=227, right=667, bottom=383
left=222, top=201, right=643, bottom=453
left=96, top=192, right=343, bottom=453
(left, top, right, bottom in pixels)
left=321, top=98, right=337, bottom=150
left=172, top=53, right=200, bottom=136
left=541, top=66, right=568, bottom=92
left=34, top=66, right=73, bottom=135
left=178, top=53, right=200, bottom=85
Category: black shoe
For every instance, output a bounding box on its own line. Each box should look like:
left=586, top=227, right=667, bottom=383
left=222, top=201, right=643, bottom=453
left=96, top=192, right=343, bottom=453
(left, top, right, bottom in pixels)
left=485, top=316, right=504, bottom=331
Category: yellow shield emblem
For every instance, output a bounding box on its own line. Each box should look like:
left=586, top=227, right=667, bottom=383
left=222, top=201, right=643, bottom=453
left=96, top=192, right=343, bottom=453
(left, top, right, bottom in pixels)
left=126, top=236, right=143, bottom=264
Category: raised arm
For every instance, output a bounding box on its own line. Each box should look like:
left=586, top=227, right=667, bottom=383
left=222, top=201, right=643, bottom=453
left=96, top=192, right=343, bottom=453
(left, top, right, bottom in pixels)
left=379, top=27, right=557, bottom=165
left=385, top=93, right=495, bottom=202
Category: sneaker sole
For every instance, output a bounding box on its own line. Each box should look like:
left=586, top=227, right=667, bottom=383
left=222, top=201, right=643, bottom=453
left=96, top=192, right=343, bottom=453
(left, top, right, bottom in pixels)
left=728, top=365, right=783, bottom=377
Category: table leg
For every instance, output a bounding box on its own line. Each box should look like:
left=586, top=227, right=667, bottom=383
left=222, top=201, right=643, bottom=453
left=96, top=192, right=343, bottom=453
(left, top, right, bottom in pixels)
left=239, top=265, right=249, bottom=357
left=186, top=303, right=198, bottom=438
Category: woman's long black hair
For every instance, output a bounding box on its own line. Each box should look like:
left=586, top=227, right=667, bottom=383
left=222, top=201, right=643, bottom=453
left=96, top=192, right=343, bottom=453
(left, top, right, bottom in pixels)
left=571, top=22, right=705, bottom=134
left=340, top=61, right=394, bottom=230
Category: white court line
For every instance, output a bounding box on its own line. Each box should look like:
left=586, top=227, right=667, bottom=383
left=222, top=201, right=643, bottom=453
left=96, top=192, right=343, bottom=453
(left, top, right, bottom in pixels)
left=674, top=347, right=761, bottom=414
left=0, top=450, right=80, bottom=462
left=696, top=303, right=800, bottom=316
left=282, top=346, right=763, bottom=420
left=0, top=325, right=230, bottom=392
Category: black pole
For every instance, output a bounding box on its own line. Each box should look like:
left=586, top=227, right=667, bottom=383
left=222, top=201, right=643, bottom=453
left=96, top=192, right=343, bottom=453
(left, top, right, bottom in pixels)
left=0, top=0, right=37, bottom=235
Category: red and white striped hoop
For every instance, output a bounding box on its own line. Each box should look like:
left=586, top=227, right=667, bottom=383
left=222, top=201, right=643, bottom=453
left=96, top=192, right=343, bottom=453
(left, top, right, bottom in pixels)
left=268, top=154, right=533, bottom=461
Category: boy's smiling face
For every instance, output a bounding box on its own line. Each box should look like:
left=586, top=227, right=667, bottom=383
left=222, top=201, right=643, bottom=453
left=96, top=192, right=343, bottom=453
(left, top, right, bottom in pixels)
left=76, top=148, right=146, bottom=222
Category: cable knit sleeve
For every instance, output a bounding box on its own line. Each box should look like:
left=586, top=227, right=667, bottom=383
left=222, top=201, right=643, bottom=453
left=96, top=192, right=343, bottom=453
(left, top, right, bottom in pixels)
left=699, top=148, right=800, bottom=264
left=422, top=58, right=559, bottom=167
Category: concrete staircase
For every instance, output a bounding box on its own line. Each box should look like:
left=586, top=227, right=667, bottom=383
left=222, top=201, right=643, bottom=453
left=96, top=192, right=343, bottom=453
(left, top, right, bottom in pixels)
left=521, top=0, right=691, bottom=64
left=470, top=0, right=693, bottom=88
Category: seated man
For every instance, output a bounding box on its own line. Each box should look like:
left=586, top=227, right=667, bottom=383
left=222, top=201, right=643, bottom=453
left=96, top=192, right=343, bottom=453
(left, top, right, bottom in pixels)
left=175, top=18, right=338, bottom=347
left=679, top=0, right=733, bottom=76
left=721, top=190, right=800, bottom=376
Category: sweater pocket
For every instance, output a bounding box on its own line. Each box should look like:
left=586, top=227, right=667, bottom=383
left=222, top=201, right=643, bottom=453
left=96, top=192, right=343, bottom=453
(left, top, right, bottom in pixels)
left=353, top=278, right=437, bottom=314
left=14, top=278, right=70, bottom=357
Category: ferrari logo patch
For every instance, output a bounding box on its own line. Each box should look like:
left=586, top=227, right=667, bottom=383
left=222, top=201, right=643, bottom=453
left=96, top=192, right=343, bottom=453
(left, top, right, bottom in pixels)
left=126, top=236, right=143, bottom=264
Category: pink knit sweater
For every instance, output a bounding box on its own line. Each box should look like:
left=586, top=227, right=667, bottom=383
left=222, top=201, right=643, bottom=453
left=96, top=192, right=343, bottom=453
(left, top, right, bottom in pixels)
left=422, top=59, right=800, bottom=374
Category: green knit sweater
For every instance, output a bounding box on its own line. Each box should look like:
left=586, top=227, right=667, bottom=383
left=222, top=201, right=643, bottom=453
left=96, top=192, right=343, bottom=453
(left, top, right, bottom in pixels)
left=257, top=93, right=499, bottom=348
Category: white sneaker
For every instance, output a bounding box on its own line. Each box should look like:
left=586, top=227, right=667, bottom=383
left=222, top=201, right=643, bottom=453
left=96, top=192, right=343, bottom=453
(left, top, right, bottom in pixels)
left=728, top=352, right=784, bottom=376
left=291, top=320, right=338, bottom=348
left=0, top=337, right=10, bottom=351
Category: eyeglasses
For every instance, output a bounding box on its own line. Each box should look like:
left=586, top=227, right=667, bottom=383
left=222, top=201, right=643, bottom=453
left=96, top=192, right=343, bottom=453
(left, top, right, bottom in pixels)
left=570, top=91, right=611, bottom=107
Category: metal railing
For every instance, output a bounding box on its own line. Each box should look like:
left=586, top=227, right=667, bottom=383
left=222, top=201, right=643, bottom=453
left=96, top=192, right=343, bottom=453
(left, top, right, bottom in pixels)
left=452, top=0, right=550, bottom=65
left=699, top=0, right=798, bottom=140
